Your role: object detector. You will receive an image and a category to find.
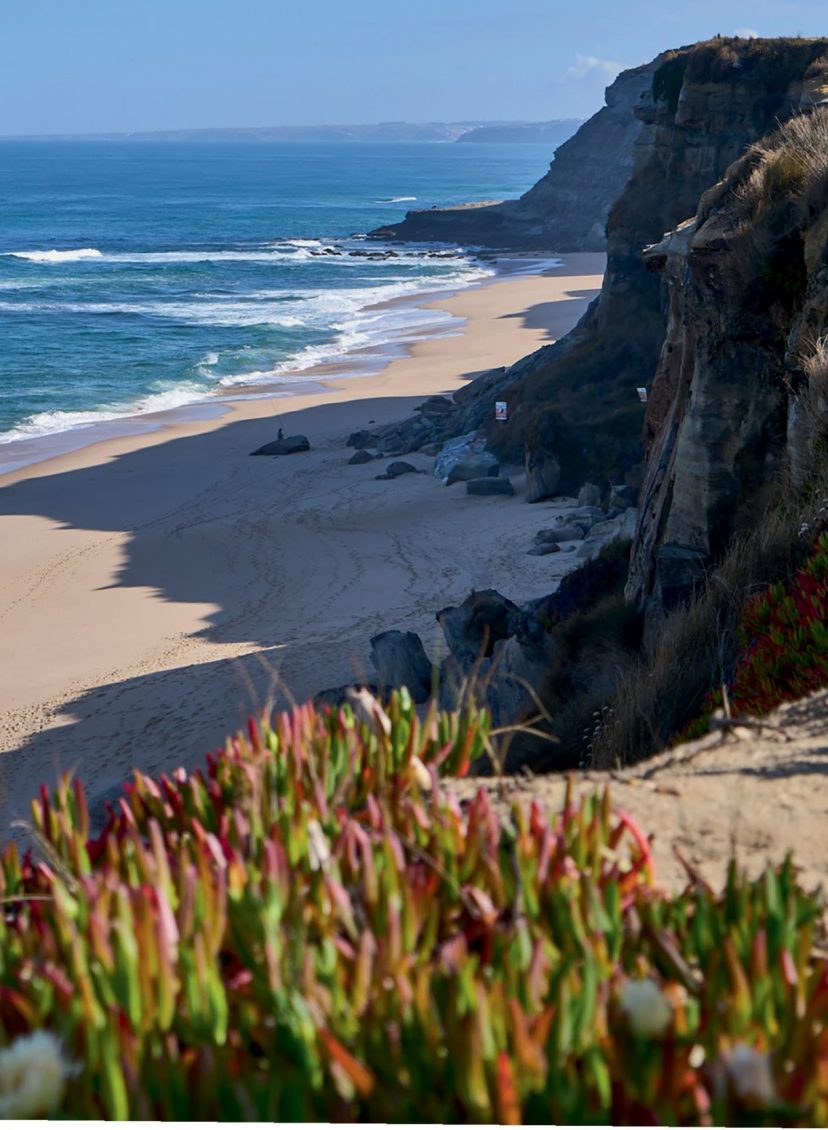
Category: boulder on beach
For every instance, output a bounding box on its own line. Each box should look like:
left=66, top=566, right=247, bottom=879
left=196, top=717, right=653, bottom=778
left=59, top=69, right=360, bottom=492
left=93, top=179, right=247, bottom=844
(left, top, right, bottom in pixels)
left=347, top=429, right=378, bottom=448
left=433, top=432, right=486, bottom=481
left=369, top=630, right=433, bottom=703
left=525, top=441, right=560, bottom=503
left=417, top=395, right=455, bottom=419
left=570, top=506, right=606, bottom=528
left=527, top=542, right=561, bottom=555
left=378, top=432, right=406, bottom=455
left=446, top=454, right=500, bottom=485
left=537, top=523, right=586, bottom=542
left=386, top=461, right=418, bottom=477
left=437, top=589, right=524, bottom=667
left=348, top=449, right=376, bottom=465
left=250, top=434, right=310, bottom=456
left=466, top=477, right=514, bottom=496
left=537, top=525, right=579, bottom=543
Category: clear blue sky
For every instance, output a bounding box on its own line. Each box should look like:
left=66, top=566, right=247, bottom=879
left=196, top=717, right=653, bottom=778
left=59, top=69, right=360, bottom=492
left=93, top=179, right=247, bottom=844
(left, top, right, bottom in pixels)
left=1, top=0, right=826, bottom=135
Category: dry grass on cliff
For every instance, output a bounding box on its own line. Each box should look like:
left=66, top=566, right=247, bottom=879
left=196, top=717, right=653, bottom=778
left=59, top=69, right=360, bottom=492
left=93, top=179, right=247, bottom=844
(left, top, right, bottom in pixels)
left=804, top=336, right=828, bottom=395
left=590, top=492, right=819, bottom=769
left=802, top=336, right=828, bottom=455
left=708, top=108, right=828, bottom=225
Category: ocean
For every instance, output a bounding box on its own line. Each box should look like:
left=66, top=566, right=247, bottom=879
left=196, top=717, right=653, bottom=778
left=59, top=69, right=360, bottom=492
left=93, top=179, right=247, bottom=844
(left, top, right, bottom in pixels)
left=0, top=139, right=554, bottom=463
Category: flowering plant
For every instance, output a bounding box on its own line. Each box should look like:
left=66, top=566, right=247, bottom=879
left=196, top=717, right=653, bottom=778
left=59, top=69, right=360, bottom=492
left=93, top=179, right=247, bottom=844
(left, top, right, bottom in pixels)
left=0, top=690, right=825, bottom=1122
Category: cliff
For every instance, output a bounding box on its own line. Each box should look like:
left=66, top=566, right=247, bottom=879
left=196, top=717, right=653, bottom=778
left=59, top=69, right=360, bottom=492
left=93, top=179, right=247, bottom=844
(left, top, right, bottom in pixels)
left=455, top=119, right=582, bottom=144
left=377, top=38, right=828, bottom=769
left=489, top=37, right=828, bottom=490
left=627, top=103, right=828, bottom=613
left=367, top=61, right=657, bottom=251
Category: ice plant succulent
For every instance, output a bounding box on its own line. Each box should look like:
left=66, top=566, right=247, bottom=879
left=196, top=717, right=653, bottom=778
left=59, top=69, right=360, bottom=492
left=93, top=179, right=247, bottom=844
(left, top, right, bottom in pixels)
left=0, top=689, right=824, bottom=1121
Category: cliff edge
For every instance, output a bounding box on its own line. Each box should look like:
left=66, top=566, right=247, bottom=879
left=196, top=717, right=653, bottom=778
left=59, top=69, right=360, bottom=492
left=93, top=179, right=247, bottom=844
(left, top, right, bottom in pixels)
left=367, top=61, right=657, bottom=252
left=488, top=37, right=828, bottom=490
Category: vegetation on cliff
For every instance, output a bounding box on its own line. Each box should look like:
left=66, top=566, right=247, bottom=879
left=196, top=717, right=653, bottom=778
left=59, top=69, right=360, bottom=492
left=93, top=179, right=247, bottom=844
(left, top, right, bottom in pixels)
left=0, top=692, right=827, bottom=1122
left=676, top=530, right=828, bottom=740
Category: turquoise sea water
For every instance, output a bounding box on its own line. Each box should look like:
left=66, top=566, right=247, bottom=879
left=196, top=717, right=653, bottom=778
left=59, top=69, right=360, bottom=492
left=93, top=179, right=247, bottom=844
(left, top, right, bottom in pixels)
left=0, top=140, right=554, bottom=453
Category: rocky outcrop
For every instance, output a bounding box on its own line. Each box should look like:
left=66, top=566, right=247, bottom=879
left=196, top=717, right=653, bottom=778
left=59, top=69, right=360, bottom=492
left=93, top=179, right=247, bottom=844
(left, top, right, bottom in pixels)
left=367, top=63, right=657, bottom=252
left=348, top=449, right=377, bottom=465
left=446, top=453, right=499, bottom=485
left=627, top=103, right=828, bottom=613
left=436, top=589, right=559, bottom=752
left=250, top=434, right=310, bottom=456
left=525, top=435, right=561, bottom=502
left=436, top=589, right=524, bottom=668
left=369, top=630, right=433, bottom=703
left=489, top=36, right=828, bottom=489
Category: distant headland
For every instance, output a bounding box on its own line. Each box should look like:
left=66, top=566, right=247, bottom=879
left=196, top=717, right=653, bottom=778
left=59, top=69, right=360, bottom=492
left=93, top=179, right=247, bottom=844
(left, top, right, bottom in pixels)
left=0, top=119, right=582, bottom=144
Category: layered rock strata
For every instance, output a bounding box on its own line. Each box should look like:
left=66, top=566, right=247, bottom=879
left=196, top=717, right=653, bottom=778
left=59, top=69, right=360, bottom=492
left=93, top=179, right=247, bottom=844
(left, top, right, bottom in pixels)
left=627, top=104, right=828, bottom=612
left=489, top=37, right=828, bottom=491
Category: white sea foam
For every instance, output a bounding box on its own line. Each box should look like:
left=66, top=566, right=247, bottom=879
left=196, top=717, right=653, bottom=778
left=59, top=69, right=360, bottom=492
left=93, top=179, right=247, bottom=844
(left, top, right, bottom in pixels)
left=0, top=263, right=491, bottom=328
left=9, top=248, right=104, bottom=263
left=0, top=255, right=494, bottom=446
left=375, top=196, right=418, bottom=203
left=3, top=240, right=470, bottom=269
left=5, top=247, right=317, bottom=266
left=0, top=384, right=209, bottom=445
left=217, top=303, right=465, bottom=388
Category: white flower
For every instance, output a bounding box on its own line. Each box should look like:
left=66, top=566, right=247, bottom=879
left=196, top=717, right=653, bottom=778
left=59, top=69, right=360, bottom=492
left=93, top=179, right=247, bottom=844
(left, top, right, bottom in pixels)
left=307, top=819, right=331, bottom=872
left=345, top=688, right=392, bottom=736
left=617, top=977, right=672, bottom=1038
left=725, top=1042, right=777, bottom=1107
left=0, top=1030, right=78, bottom=1118
left=410, top=755, right=432, bottom=792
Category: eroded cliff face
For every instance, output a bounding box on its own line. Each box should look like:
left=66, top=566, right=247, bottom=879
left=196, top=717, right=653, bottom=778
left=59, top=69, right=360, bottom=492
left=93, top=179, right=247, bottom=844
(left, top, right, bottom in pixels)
left=627, top=105, right=828, bottom=613
left=367, top=61, right=657, bottom=252
left=494, top=37, right=828, bottom=489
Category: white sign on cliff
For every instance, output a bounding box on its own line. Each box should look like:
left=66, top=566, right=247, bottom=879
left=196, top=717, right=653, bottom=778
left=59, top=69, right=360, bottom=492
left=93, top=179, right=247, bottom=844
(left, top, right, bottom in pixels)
left=637, top=387, right=648, bottom=404
left=495, top=401, right=508, bottom=421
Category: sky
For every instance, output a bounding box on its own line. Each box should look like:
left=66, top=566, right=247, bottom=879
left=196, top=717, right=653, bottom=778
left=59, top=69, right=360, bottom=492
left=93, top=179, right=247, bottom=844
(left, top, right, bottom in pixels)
left=0, top=0, right=826, bottom=136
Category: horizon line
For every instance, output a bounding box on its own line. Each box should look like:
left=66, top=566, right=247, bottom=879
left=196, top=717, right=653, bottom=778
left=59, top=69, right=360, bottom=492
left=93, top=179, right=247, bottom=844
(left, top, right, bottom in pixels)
left=0, top=117, right=584, bottom=142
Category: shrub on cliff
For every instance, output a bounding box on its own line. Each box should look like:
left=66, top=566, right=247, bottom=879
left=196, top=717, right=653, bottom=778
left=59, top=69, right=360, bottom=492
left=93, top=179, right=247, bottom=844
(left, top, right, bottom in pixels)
left=0, top=692, right=828, bottom=1122
left=687, top=531, right=828, bottom=727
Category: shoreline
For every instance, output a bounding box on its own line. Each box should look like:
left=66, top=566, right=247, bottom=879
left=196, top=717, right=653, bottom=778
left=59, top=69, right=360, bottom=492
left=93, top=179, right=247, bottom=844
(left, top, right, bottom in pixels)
left=0, top=252, right=605, bottom=836
left=0, top=252, right=557, bottom=478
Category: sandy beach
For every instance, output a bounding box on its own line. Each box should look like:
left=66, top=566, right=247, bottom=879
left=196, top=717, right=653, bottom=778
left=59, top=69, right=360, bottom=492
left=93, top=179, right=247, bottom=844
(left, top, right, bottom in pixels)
left=0, top=253, right=604, bottom=834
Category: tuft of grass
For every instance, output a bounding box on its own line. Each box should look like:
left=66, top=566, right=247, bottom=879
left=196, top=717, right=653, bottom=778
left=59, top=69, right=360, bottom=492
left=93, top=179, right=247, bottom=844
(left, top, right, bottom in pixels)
left=704, top=108, right=828, bottom=229
left=1, top=692, right=828, bottom=1121
left=803, top=337, right=828, bottom=446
